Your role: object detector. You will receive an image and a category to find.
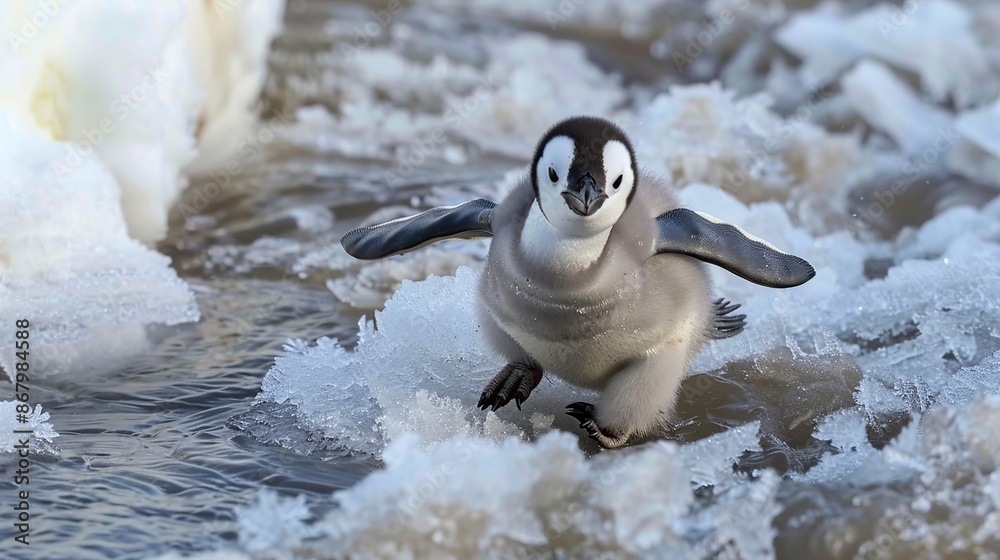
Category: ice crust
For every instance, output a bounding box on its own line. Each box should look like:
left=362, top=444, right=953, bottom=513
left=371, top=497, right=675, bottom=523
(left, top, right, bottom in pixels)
left=0, top=401, right=58, bottom=456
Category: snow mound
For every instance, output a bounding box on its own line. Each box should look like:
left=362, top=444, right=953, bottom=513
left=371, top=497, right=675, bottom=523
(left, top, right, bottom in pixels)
left=0, top=109, right=199, bottom=377
left=0, top=0, right=284, bottom=242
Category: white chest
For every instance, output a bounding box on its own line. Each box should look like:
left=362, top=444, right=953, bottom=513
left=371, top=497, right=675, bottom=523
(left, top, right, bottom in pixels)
left=519, top=203, right=611, bottom=272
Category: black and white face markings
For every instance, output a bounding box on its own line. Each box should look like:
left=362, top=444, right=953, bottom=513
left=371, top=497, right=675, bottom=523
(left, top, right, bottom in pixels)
left=529, top=116, right=638, bottom=238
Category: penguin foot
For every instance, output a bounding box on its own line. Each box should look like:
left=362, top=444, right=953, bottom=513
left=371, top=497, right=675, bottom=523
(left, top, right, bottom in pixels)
left=711, top=297, right=747, bottom=339
left=564, top=402, right=629, bottom=449
left=478, top=362, right=543, bottom=411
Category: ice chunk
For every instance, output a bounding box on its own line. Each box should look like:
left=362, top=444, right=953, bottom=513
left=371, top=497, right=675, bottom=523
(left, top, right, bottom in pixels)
left=940, top=350, right=1000, bottom=406
left=629, top=83, right=863, bottom=208
left=841, top=61, right=954, bottom=156
left=848, top=0, right=997, bottom=108
left=0, top=402, right=58, bottom=456
left=792, top=408, right=875, bottom=484
left=948, top=98, right=1000, bottom=188
left=0, top=109, right=199, bottom=377
left=848, top=396, right=1000, bottom=557
left=774, top=3, right=861, bottom=89
left=895, top=203, right=1000, bottom=261
left=460, top=36, right=626, bottom=157
left=776, top=0, right=999, bottom=107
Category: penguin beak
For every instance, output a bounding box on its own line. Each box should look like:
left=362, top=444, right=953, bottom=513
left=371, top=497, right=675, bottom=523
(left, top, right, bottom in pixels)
left=561, top=175, right=607, bottom=217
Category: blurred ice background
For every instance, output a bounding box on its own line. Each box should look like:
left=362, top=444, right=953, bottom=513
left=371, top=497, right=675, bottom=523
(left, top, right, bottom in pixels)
left=3, top=0, right=1000, bottom=558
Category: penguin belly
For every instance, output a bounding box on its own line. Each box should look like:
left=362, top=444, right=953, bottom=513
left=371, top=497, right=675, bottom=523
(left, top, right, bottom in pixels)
left=479, top=251, right=711, bottom=392
left=482, top=281, right=670, bottom=391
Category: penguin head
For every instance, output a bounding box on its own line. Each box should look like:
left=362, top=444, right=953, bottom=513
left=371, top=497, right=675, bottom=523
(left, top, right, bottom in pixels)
left=531, top=116, right=638, bottom=237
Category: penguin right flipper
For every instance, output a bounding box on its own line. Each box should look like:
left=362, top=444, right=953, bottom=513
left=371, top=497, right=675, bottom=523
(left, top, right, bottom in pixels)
left=341, top=199, right=497, bottom=260
left=711, top=297, right=746, bottom=339
left=654, top=208, right=816, bottom=288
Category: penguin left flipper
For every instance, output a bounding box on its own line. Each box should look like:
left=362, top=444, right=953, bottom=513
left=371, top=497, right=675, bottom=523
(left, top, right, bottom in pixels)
left=341, top=199, right=497, bottom=260
left=654, top=208, right=815, bottom=288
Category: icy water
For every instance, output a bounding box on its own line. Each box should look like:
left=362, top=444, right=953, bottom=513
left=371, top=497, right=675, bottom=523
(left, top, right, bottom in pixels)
left=10, top=161, right=387, bottom=558
left=6, top=0, right=1000, bottom=558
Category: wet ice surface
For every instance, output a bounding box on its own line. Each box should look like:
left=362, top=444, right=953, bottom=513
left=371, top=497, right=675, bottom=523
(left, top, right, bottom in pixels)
left=6, top=0, right=1000, bottom=558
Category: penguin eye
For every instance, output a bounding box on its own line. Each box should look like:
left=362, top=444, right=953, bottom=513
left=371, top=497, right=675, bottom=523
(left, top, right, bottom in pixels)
left=548, top=167, right=559, bottom=183
left=613, top=175, right=623, bottom=190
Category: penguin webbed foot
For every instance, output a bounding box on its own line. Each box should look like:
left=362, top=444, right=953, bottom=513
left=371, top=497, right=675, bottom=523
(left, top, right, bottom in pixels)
left=478, top=362, right=543, bottom=411
left=564, top=402, right=629, bottom=449
left=711, top=297, right=747, bottom=340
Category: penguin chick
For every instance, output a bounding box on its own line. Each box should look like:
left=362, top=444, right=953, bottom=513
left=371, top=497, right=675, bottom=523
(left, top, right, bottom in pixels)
left=341, top=116, right=814, bottom=449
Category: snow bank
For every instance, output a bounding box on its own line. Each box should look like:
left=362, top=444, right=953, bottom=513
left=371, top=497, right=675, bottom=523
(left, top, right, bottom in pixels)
left=182, top=0, right=286, bottom=174
left=0, top=0, right=284, bottom=242
left=0, top=109, right=199, bottom=377
left=0, top=0, right=284, bottom=376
